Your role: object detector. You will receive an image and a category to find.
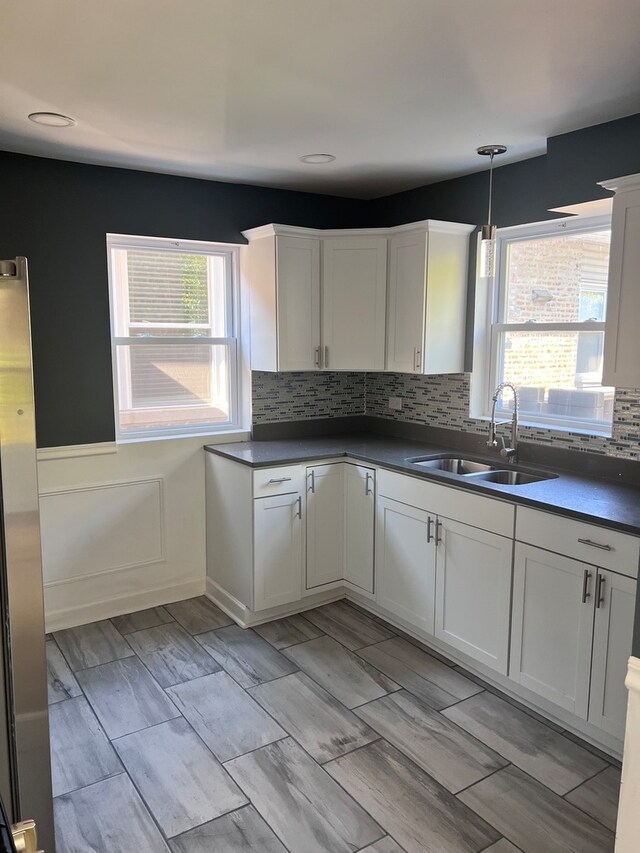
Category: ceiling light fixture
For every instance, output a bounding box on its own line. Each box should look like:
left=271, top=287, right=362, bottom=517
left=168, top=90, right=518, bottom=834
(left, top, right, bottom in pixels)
left=299, top=153, right=336, bottom=165
left=28, top=112, right=77, bottom=128
left=477, top=144, right=507, bottom=278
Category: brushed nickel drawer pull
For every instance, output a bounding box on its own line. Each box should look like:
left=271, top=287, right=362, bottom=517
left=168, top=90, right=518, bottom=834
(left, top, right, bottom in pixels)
left=435, top=519, right=443, bottom=546
left=295, top=496, right=302, bottom=519
left=365, top=472, right=374, bottom=495
left=308, top=470, right=315, bottom=493
left=596, top=573, right=606, bottom=608
left=267, top=476, right=292, bottom=484
left=577, top=538, right=612, bottom=551
left=581, top=568, right=592, bottom=603
left=427, top=516, right=434, bottom=544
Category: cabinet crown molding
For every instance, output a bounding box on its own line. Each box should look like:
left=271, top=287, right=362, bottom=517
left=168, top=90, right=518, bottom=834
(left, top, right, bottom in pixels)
left=242, top=219, right=475, bottom=242
left=598, top=172, right=640, bottom=194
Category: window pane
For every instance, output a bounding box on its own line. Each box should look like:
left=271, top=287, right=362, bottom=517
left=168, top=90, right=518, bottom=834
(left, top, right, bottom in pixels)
left=115, top=342, right=231, bottom=434
left=496, top=330, right=613, bottom=425
left=504, top=230, right=610, bottom=323
left=125, top=250, right=227, bottom=335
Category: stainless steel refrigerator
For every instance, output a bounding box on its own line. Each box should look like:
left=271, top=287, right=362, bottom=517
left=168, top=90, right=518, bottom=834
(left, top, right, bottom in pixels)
left=0, top=257, right=54, bottom=851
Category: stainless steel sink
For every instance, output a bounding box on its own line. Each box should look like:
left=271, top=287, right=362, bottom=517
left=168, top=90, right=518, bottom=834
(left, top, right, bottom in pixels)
left=408, top=457, right=495, bottom=474
left=465, top=469, right=557, bottom=485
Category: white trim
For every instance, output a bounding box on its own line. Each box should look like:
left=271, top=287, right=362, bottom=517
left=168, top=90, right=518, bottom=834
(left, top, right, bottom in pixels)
left=37, top=442, right=117, bottom=461
left=616, top=656, right=640, bottom=850
left=242, top=219, right=475, bottom=241
left=599, top=173, right=640, bottom=193
left=45, top=577, right=205, bottom=632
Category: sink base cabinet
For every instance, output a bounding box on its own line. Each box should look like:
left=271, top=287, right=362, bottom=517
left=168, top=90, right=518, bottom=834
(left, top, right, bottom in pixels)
left=376, top=496, right=436, bottom=634
left=435, top=519, right=513, bottom=675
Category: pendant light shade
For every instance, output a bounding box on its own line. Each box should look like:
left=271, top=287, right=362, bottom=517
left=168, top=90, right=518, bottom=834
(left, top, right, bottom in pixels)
left=477, top=145, right=507, bottom=278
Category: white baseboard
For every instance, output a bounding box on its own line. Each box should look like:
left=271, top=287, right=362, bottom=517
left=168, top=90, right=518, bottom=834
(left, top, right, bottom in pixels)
left=45, top=578, right=205, bottom=632
left=205, top=577, right=344, bottom=627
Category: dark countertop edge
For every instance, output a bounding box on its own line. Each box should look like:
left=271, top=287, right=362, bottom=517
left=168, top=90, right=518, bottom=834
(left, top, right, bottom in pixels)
left=204, top=441, right=640, bottom=538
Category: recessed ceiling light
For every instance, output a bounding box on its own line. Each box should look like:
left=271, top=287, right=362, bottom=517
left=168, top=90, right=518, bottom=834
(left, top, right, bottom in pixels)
left=28, top=112, right=77, bottom=128
left=299, top=153, right=336, bottom=165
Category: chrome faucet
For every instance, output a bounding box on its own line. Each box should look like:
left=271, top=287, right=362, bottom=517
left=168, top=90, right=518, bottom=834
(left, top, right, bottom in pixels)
left=487, top=382, right=519, bottom=463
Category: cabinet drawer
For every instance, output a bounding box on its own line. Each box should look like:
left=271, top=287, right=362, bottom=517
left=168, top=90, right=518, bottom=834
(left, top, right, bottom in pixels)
left=516, top=506, right=639, bottom=578
left=253, top=465, right=304, bottom=496
left=377, top=468, right=514, bottom=538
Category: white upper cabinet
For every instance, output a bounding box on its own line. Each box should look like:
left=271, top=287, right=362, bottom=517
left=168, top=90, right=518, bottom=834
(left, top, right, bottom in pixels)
left=243, top=230, right=321, bottom=371
left=386, top=223, right=474, bottom=374
left=243, top=220, right=472, bottom=373
left=600, top=173, right=640, bottom=388
left=322, top=236, right=387, bottom=370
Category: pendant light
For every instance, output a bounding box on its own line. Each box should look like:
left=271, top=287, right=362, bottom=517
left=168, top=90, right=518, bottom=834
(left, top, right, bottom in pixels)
left=477, top=144, right=507, bottom=278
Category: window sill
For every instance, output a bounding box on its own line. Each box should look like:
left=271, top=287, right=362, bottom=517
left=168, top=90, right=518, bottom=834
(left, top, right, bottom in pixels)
left=472, top=413, right=612, bottom=439
left=116, top=428, right=251, bottom=446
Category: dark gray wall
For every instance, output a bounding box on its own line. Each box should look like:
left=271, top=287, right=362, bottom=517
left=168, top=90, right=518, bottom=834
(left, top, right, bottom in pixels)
left=2, top=112, right=639, bottom=448
left=0, top=152, right=370, bottom=447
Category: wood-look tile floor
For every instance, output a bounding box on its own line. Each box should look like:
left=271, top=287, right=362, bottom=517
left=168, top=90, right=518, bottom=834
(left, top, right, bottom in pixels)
left=48, top=597, right=621, bottom=853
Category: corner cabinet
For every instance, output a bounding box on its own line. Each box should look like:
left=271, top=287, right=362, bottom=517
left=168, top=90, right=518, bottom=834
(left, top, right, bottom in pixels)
left=601, top=173, right=640, bottom=388
left=386, top=223, right=474, bottom=374
left=242, top=220, right=473, bottom=374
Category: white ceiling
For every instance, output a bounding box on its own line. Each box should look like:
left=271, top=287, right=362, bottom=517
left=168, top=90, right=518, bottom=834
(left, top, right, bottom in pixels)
left=2, top=0, right=640, bottom=199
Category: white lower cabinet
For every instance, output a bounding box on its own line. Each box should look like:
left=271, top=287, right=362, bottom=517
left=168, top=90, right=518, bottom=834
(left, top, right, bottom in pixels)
left=376, top=496, right=436, bottom=634
left=589, top=568, right=637, bottom=740
left=253, top=492, right=303, bottom=610
left=510, top=542, right=637, bottom=738
left=305, top=462, right=376, bottom=593
left=344, top=465, right=375, bottom=593
left=435, top=518, right=513, bottom=675
left=305, top=464, right=345, bottom=590
left=510, top=544, right=594, bottom=717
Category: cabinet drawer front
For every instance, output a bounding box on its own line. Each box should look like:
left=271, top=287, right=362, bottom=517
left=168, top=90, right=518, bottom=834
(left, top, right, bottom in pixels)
left=253, top=465, right=304, bottom=496
left=377, top=468, right=514, bottom=537
left=516, top=507, right=639, bottom=578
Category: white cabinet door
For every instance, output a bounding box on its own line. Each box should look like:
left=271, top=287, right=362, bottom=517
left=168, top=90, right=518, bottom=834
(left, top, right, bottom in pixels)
left=435, top=518, right=513, bottom=675
left=276, top=236, right=321, bottom=371
left=376, top=496, right=435, bottom=634
left=589, top=569, right=636, bottom=740
left=322, top=237, right=387, bottom=370
left=386, top=231, right=426, bottom=373
left=344, top=464, right=375, bottom=593
left=254, top=493, right=303, bottom=610
left=510, top=543, right=594, bottom=717
left=602, top=179, right=640, bottom=388
left=305, top=464, right=344, bottom=589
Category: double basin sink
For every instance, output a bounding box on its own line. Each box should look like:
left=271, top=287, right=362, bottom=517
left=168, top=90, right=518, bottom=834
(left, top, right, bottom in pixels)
left=407, top=456, right=558, bottom=486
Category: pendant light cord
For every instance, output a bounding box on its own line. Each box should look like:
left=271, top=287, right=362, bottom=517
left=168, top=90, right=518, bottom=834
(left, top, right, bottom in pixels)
left=487, top=152, right=494, bottom=227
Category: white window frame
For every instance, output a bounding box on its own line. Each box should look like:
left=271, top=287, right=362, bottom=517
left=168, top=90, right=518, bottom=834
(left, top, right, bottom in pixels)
left=473, top=213, right=613, bottom=436
left=106, top=233, right=242, bottom=441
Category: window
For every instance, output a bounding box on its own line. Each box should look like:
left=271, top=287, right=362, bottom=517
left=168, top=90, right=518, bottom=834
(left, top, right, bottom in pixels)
left=107, top=234, right=239, bottom=439
left=484, top=216, right=613, bottom=433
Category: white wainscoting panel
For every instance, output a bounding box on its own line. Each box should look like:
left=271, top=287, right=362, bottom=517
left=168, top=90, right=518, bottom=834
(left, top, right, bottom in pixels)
left=40, top=478, right=164, bottom=583
left=38, top=434, right=245, bottom=631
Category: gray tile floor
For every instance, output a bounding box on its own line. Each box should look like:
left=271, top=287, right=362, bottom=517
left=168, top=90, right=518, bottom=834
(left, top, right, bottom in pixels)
left=48, top=597, right=621, bottom=853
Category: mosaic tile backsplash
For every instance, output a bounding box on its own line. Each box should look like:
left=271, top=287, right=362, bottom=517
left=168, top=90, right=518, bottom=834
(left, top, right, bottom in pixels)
left=252, top=371, right=640, bottom=460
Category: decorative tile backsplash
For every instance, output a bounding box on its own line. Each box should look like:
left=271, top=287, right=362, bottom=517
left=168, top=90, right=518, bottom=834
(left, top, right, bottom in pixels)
left=252, top=371, right=640, bottom=460
left=252, top=371, right=365, bottom=422
left=366, top=373, right=640, bottom=460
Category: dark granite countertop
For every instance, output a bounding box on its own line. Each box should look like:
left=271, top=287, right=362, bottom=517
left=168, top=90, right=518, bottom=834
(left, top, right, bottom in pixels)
left=205, top=434, right=640, bottom=536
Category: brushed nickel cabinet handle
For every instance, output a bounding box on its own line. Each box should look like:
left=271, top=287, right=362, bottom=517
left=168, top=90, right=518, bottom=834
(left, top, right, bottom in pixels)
left=435, top=519, right=443, bottom=546
left=295, top=496, right=302, bottom=519
left=267, top=476, right=292, bottom=484
left=365, top=472, right=374, bottom=495
left=314, top=346, right=321, bottom=368
left=427, top=516, right=434, bottom=544
left=596, top=573, right=606, bottom=608
left=414, top=346, right=422, bottom=372
left=324, top=346, right=329, bottom=369
left=308, top=470, right=315, bottom=493
left=577, top=538, right=612, bottom=551
left=581, top=568, right=592, bottom=603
